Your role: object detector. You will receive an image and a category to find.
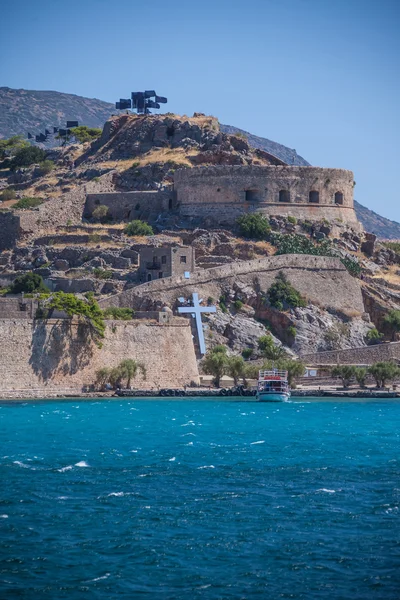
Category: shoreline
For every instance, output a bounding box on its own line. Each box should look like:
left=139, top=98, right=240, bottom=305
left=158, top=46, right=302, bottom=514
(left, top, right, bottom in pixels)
left=0, top=388, right=400, bottom=403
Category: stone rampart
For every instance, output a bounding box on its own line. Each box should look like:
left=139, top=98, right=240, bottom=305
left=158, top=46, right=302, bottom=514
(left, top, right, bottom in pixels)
left=84, top=190, right=174, bottom=222
left=300, top=342, right=400, bottom=366
left=99, top=254, right=365, bottom=315
left=174, top=165, right=360, bottom=229
left=0, top=318, right=199, bottom=397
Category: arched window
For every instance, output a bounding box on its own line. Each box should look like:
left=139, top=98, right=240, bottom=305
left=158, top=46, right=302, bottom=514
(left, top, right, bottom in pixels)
left=147, top=274, right=152, bottom=282
left=245, top=189, right=260, bottom=202
left=309, top=191, right=319, bottom=204
left=334, top=192, right=343, bottom=205
left=279, top=190, right=290, bottom=203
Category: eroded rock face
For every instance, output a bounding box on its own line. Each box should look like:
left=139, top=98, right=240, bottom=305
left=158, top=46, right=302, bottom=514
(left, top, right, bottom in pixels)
left=291, top=306, right=373, bottom=355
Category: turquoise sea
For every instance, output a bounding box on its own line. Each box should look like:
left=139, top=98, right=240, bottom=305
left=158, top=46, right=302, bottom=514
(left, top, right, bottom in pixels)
left=0, top=398, right=399, bottom=599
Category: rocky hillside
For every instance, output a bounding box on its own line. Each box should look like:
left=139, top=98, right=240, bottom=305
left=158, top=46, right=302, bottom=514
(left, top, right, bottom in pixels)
left=220, top=124, right=310, bottom=166
left=354, top=201, right=400, bottom=240
left=0, top=87, right=114, bottom=139
left=1, top=87, right=399, bottom=237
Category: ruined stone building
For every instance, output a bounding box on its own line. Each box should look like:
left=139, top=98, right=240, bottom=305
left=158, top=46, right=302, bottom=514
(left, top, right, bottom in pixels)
left=84, top=165, right=361, bottom=231
left=138, top=246, right=195, bottom=283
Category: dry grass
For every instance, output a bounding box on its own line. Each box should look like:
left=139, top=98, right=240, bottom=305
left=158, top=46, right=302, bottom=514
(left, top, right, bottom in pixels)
left=371, top=265, right=400, bottom=285
left=137, top=147, right=195, bottom=167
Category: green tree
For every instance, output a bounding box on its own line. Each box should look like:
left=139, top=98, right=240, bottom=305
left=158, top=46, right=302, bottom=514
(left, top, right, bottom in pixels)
left=354, top=367, right=368, bottom=388
left=13, top=197, right=43, bottom=210
left=96, top=367, right=111, bottom=389
left=331, top=365, right=357, bottom=388
left=9, top=272, right=49, bottom=294
left=10, top=146, right=47, bottom=170
left=258, top=358, right=305, bottom=386
left=36, top=160, right=54, bottom=176
left=0, top=136, right=29, bottom=160
left=226, top=355, right=246, bottom=385
left=118, top=359, right=147, bottom=388
left=236, top=213, right=271, bottom=240
left=258, top=335, right=286, bottom=360
left=124, top=220, right=154, bottom=236
left=103, top=307, right=135, bottom=320
left=70, top=126, right=102, bottom=143
left=383, top=310, right=400, bottom=341
left=44, top=292, right=105, bottom=344
left=202, top=345, right=229, bottom=387
left=368, top=362, right=400, bottom=388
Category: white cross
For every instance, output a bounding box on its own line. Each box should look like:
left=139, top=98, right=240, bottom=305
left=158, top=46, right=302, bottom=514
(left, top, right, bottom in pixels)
left=177, top=292, right=216, bottom=355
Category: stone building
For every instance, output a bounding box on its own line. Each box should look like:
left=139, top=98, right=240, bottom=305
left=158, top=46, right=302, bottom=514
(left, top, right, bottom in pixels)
left=138, top=246, right=195, bottom=283
left=174, top=165, right=361, bottom=229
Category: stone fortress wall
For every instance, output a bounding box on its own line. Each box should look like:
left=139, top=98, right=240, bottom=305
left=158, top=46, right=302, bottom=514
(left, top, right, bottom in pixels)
left=100, top=254, right=365, bottom=316
left=84, top=190, right=174, bottom=222
left=174, top=165, right=361, bottom=228
left=300, top=342, right=400, bottom=366
left=0, top=318, right=200, bottom=397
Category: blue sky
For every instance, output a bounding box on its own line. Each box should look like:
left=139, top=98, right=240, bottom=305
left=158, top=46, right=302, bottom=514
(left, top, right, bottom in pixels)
left=1, top=0, right=399, bottom=221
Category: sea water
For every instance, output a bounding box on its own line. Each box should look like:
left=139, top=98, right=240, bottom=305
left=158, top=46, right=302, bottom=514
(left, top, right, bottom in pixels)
left=0, top=398, right=399, bottom=599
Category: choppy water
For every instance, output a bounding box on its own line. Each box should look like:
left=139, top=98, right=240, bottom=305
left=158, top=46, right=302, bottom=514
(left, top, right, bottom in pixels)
left=0, top=398, right=399, bottom=599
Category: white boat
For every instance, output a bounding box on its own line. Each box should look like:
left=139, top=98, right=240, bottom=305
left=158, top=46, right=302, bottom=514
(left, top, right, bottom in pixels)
left=256, top=369, right=291, bottom=402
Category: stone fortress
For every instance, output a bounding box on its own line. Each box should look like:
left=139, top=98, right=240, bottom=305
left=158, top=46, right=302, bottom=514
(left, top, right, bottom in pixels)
left=84, top=165, right=361, bottom=231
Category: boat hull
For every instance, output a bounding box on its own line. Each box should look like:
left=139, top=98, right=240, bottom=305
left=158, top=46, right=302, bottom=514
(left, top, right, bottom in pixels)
left=256, top=392, right=290, bottom=402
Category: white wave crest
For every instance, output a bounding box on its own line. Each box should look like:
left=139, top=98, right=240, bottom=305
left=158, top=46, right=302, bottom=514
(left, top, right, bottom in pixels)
left=57, top=465, right=73, bottom=472
left=75, top=461, right=90, bottom=468
left=0, top=514, right=8, bottom=518
left=107, top=492, right=124, bottom=497
left=198, top=465, right=215, bottom=469
left=317, top=488, right=336, bottom=493
left=88, top=572, right=110, bottom=582
left=13, top=460, right=30, bottom=468
left=250, top=440, right=265, bottom=445
left=168, top=457, right=176, bottom=462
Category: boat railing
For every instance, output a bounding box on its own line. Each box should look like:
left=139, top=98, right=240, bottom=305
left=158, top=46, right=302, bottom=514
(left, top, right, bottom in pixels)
left=258, top=370, right=288, bottom=379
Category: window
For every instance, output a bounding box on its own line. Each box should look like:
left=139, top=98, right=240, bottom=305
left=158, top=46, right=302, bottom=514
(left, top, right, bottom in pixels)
left=147, top=274, right=152, bottom=282
left=168, top=198, right=173, bottom=210
left=309, top=191, right=319, bottom=204
left=279, top=190, right=290, bottom=203
left=334, top=192, right=343, bottom=205
left=180, top=256, right=187, bottom=264
left=153, top=256, right=158, bottom=265
left=217, top=188, right=221, bottom=192
left=245, top=189, right=260, bottom=202
left=158, top=272, right=163, bottom=279
left=161, top=255, right=167, bottom=264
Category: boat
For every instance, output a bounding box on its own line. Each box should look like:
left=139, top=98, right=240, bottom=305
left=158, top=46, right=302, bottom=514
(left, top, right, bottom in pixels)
left=256, top=369, right=291, bottom=402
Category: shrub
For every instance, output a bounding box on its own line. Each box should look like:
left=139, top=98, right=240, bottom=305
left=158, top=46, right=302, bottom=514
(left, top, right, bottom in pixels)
left=0, top=188, right=16, bottom=201
left=287, top=325, right=297, bottom=338
left=36, top=160, right=54, bottom=176
left=383, top=309, right=400, bottom=341
left=267, top=272, right=306, bottom=309
left=234, top=300, right=243, bottom=310
left=241, top=348, right=253, bottom=360
left=226, top=355, right=246, bottom=385
left=93, top=268, right=113, bottom=280
left=10, top=146, right=47, bottom=170
left=366, top=327, right=383, bottom=345
left=13, top=197, right=43, bottom=210
left=70, top=126, right=102, bottom=143
left=287, top=216, right=297, bottom=224
left=236, top=213, right=271, bottom=240
left=9, top=272, right=49, bottom=294
left=354, top=367, right=368, bottom=388
left=88, top=233, right=101, bottom=244
left=383, top=241, right=400, bottom=254
left=95, top=359, right=146, bottom=389
left=92, top=204, right=109, bottom=222
left=124, top=220, right=153, bottom=236
left=103, top=307, right=135, bottom=320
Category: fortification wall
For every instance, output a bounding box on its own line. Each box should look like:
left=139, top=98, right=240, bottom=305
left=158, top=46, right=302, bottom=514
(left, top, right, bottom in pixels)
left=84, top=190, right=174, bottom=221
left=0, top=212, right=20, bottom=250
left=300, top=342, right=400, bottom=366
left=174, top=165, right=360, bottom=228
left=0, top=318, right=199, bottom=397
left=99, top=254, right=365, bottom=315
